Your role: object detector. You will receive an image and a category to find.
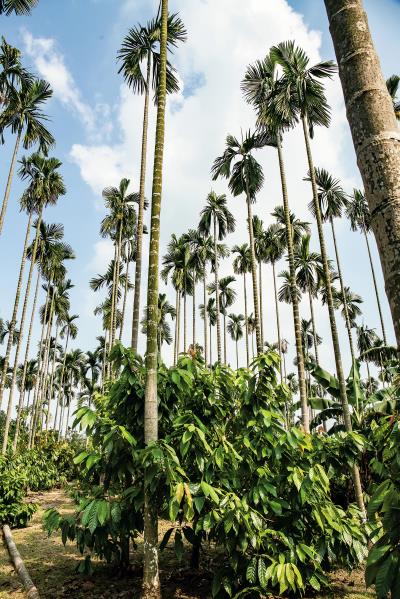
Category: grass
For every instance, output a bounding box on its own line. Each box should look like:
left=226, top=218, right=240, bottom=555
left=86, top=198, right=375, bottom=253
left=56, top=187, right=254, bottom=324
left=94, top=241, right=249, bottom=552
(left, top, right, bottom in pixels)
left=0, top=489, right=375, bottom=599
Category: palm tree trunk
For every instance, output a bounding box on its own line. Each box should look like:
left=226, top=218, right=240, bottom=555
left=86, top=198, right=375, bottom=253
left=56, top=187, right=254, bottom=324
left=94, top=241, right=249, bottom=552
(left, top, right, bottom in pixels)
left=258, top=261, right=264, bottom=346
left=12, top=268, right=41, bottom=451
left=131, top=51, right=152, bottom=352
left=173, top=289, right=178, bottom=366
left=0, top=126, right=22, bottom=236
left=236, top=339, right=239, bottom=370
left=302, top=116, right=365, bottom=513
left=2, top=210, right=42, bottom=454
left=324, top=0, right=400, bottom=348
left=364, top=231, right=387, bottom=344
left=251, top=332, right=255, bottom=360
left=213, top=215, right=222, bottom=363
left=203, top=268, right=208, bottom=366
left=176, top=292, right=181, bottom=360
left=142, top=1, right=168, bottom=594
left=119, top=258, right=130, bottom=341
left=272, top=262, right=283, bottom=382
left=108, top=242, right=118, bottom=358
left=243, top=273, right=249, bottom=367
left=223, top=310, right=227, bottom=364
left=276, top=136, right=309, bottom=432
left=55, top=332, right=70, bottom=439
left=0, top=211, right=33, bottom=413
left=112, top=224, right=123, bottom=345
left=183, top=285, right=187, bottom=354
left=307, top=288, right=320, bottom=366
left=209, top=319, right=213, bottom=365
left=192, top=282, right=196, bottom=348
left=245, top=189, right=262, bottom=355
left=330, top=218, right=355, bottom=361
left=46, top=323, right=59, bottom=431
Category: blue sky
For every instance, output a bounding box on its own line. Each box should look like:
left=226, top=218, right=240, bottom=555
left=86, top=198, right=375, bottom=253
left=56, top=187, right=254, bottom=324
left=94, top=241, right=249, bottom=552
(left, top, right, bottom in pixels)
left=0, top=0, right=399, bottom=375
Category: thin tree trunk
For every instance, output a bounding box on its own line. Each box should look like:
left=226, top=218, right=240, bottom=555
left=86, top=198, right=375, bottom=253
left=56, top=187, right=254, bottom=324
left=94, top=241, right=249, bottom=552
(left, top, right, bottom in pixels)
left=243, top=273, right=249, bottom=367
left=236, top=339, right=239, bottom=370
left=108, top=242, right=118, bottom=357
left=272, top=262, right=283, bottom=382
left=223, top=310, right=227, bottom=364
left=183, top=285, right=187, bottom=354
left=119, top=257, right=130, bottom=341
left=176, top=292, right=181, bottom=360
left=307, top=288, right=320, bottom=367
left=324, top=0, right=400, bottom=349
left=46, top=323, right=59, bottom=431
left=0, top=211, right=33, bottom=413
left=173, top=289, right=178, bottom=366
left=192, top=282, right=196, bottom=348
left=302, top=116, right=365, bottom=513
left=2, top=210, right=42, bottom=454
left=213, top=215, right=222, bottom=363
left=203, top=268, right=208, bottom=366
left=142, top=1, right=168, bottom=594
left=12, top=268, right=41, bottom=451
left=246, top=191, right=262, bottom=354
left=364, top=231, right=387, bottom=344
left=259, top=261, right=264, bottom=346
left=0, top=126, right=22, bottom=236
left=330, top=218, right=355, bottom=361
left=276, top=137, right=309, bottom=432
left=112, top=224, right=123, bottom=346
left=131, top=51, right=151, bottom=352
left=209, top=320, right=213, bottom=365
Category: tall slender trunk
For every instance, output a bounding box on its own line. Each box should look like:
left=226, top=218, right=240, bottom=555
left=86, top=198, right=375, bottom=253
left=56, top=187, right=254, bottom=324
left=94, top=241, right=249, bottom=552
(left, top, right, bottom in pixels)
left=108, top=242, right=118, bottom=357
left=324, top=0, right=400, bottom=348
left=173, top=289, right=178, bottom=366
left=307, top=288, right=320, bottom=366
left=0, top=126, right=22, bottom=236
left=364, top=231, right=387, bottom=344
left=28, top=283, right=50, bottom=448
left=302, top=116, right=365, bottom=513
left=2, top=210, right=42, bottom=454
left=209, top=320, right=212, bottom=365
left=183, top=284, right=187, bottom=354
left=203, top=268, right=208, bottom=366
left=236, top=339, right=239, bottom=370
left=55, top=331, right=70, bottom=439
left=112, top=224, right=123, bottom=346
left=176, top=292, right=181, bottom=360
left=131, top=51, right=152, bottom=352
left=272, top=262, right=283, bottom=382
left=213, top=215, right=222, bottom=363
left=251, top=332, right=255, bottom=360
left=243, top=273, right=249, bottom=367
left=330, top=218, right=355, bottom=360
left=119, top=257, right=130, bottom=342
left=276, top=137, right=309, bottom=432
left=12, top=268, right=41, bottom=451
left=0, top=211, right=33, bottom=413
left=258, top=262, right=264, bottom=346
left=223, top=310, right=227, bottom=364
left=246, top=191, right=262, bottom=355
left=192, top=282, right=196, bottom=348
left=46, top=323, right=59, bottom=431
left=142, top=1, right=168, bottom=594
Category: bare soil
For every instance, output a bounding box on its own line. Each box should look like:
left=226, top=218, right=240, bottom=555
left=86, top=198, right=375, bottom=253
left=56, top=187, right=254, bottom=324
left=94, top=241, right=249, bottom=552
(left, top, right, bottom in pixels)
left=0, top=489, right=375, bottom=598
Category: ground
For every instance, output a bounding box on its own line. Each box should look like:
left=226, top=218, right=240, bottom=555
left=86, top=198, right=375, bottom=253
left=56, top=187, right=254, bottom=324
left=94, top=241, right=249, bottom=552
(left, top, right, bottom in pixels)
left=0, top=489, right=375, bottom=598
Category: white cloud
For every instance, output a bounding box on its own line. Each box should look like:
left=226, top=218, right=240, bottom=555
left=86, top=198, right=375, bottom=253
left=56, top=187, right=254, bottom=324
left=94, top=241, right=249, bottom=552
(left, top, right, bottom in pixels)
left=21, top=30, right=113, bottom=141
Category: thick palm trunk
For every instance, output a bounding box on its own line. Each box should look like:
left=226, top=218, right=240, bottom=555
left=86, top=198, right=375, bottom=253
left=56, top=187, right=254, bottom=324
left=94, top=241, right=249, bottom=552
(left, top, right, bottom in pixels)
left=0, top=127, right=22, bottom=236
left=246, top=191, right=262, bottom=355
left=276, top=137, right=309, bottom=432
left=213, top=216, right=222, bottom=363
left=142, top=1, right=168, bottom=594
left=258, top=262, right=264, bottom=345
left=364, top=231, right=387, bottom=344
left=330, top=218, right=355, bottom=361
left=131, top=52, right=151, bottom=352
left=119, top=258, right=130, bottom=342
left=203, top=269, right=208, bottom=366
left=302, top=117, right=365, bottom=513
left=243, top=273, right=249, bottom=367
left=13, top=269, right=41, bottom=451
left=324, top=0, right=400, bottom=348
left=272, top=262, right=283, bottom=381
left=0, top=211, right=33, bottom=413
left=2, top=211, right=42, bottom=454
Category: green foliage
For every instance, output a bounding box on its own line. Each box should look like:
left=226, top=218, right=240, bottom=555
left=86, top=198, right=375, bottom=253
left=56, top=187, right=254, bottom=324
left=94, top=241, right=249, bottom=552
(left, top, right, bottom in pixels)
left=45, top=344, right=368, bottom=594
left=0, top=455, right=36, bottom=527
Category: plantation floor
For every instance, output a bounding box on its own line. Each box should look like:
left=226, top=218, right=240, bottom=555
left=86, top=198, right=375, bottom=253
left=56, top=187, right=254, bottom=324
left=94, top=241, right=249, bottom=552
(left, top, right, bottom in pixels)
left=0, top=489, right=375, bottom=599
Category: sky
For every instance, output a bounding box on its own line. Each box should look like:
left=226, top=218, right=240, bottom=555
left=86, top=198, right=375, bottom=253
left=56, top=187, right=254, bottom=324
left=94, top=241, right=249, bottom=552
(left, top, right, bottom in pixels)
left=0, top=0, right=399, bottom=381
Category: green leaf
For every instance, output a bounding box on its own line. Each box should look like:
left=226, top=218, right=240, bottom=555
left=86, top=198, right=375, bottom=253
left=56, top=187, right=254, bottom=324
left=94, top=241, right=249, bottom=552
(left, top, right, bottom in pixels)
left=160, top=527, right=174, bottom=551
left=246, top=557, right=257, bottom=584
left=258, top=557, right=268, bottom=588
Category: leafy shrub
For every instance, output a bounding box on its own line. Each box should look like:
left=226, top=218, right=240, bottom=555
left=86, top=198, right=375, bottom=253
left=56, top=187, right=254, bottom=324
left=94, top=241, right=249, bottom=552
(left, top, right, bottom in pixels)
left=0, top=455, right=37, bottom=527
left=44, top=345, right=368, bottom=595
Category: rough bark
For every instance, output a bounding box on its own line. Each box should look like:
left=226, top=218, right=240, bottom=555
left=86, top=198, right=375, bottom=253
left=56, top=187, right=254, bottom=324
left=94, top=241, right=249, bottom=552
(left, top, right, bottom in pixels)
left=142, top=1, right=168, bottom=595
left=0, top=127, right=22, bottom=236
left=131, top=52, right=151, bottom=352
left=276, top=137, right=309, bottom=432
left=303, top=116, right=365, bottom=514
left=0, top=211, right=33, bottom=413
left=2, top=525, right=40, bottom=599
left=324, top=0, right=400, bottom=347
